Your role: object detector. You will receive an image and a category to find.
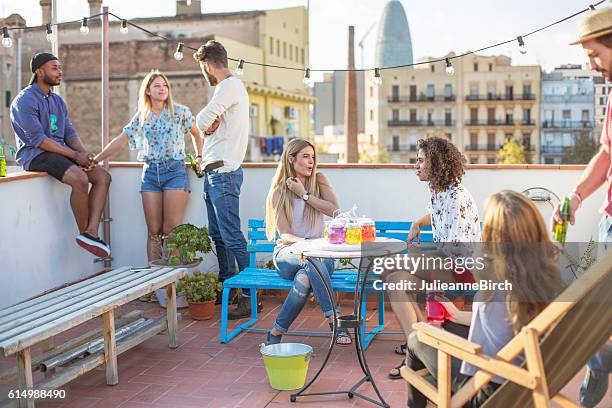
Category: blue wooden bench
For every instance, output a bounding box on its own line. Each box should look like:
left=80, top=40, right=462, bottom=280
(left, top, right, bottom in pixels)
left=219, top=219, right=434, bottom=348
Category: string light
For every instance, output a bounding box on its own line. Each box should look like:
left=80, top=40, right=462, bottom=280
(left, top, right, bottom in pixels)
left=120, top=19, right=128, bottom=34
left=80, top=17, right=89, bottom=35
left=45, top=24, right=54, bottom=42
left=174, top=42, right=184, bottom=61
left=517, top=36, right=527, bottom=54
left=445, top=58, right=455, bottom=75
left=235, top=59, right=245, bottom=76
left=1, top=27, right=11, bottom=48
left=589, top=4, right=596, bottom=11
left=372, top=68, right=382, bottom=86
left=302, top=68, right=312, bottom=86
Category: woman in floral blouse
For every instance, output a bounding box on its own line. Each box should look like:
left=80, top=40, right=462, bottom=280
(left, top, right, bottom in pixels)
left=94, top=70, right=203, bottom=261
left=386, top=136, right=481, bottom=379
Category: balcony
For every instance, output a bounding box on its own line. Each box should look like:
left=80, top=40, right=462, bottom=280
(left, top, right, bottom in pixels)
left=0, top=164, right=608, bottom=408
left=541, top=145, right=571, bottom=154
left=387, top=95, right=456, bottom=103
left=542, top=120, right=594, bottom=129
left=388, top=120, right=456, bottom=127
left=466, top=94, right=536, bottom=101
left=387, top=144, right=417, bottom=152
left=465, top=119, right=536, bottom=127
left=465, top=144, right=501, bottom=152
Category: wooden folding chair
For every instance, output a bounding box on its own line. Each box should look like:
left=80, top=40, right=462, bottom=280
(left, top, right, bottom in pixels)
left=401, top=249, right=612, bottom=408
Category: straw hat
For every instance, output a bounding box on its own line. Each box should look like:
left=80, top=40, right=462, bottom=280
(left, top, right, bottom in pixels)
left=570, top=7, right=612, bottom=45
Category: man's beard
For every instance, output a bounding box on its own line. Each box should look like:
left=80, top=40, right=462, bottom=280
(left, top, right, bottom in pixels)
left=204, top=70, right=218, bottom=86
left=43, top=74, right=61, bottom=87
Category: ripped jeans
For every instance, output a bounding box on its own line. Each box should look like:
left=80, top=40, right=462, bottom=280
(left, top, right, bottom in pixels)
left=272, top=245, right=339, bottom=334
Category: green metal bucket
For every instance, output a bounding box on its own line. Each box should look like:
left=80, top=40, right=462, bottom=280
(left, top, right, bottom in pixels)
left=260, top=343, right=313, bottom=390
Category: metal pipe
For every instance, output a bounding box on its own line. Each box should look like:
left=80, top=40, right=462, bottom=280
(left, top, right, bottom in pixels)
left=101, top=6, right=111, bottom=269
left=39, top=318, right=147, bottom=372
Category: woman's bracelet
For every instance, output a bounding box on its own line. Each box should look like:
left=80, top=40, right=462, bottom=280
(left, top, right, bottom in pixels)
left=569, top=191, right=583, bottom=207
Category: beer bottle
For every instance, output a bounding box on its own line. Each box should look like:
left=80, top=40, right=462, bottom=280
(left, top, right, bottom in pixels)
left=553, top=197, right=571, bottom=243
left=187, top=154, right=204, bottom=178
left=0, top=145, right=6, bottom=177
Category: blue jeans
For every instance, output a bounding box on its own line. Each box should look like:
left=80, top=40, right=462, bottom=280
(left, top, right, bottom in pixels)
left=586, top=215, right=612, bottom=372
left=203, top=167, right=249, bottom=287
left=272, top=246, right=338, bottom=333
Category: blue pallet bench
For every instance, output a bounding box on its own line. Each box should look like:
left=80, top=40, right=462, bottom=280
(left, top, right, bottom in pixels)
left=219, top=219, right=434, bottom=349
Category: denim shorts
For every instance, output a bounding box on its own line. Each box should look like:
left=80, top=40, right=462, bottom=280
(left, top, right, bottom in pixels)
left=140, top=160, right=190, bottom=193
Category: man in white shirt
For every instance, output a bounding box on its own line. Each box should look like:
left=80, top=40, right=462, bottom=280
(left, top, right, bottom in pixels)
left=193, top=40, right=260, bottom=319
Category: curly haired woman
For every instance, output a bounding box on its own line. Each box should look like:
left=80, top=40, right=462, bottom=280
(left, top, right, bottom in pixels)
left=387, top=136, right=481, bottom=379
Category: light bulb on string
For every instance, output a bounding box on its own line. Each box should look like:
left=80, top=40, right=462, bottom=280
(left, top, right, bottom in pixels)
left=517, top=36, right=527, bottom=54
left=120, top=20, right=129, bottom=35
left=445, top=58, right=455, bottom=75
left=302, top=68, right=312, bottom=86
left=235, top=59, right=245, bottom=76
left=372, top=68, right=382, bottom=86
left=174, top=43, right=184, bottom=61
left=45, top=24, right=54, bottom=42
left=1, top=27, right=11, bottom=48
left=80, top=17, right=89, bottom=35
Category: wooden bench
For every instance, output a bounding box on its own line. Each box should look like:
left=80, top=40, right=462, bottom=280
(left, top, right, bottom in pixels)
left=220, top=219, right=434, bottom=349
left=0, top=266, right=186, bottom=408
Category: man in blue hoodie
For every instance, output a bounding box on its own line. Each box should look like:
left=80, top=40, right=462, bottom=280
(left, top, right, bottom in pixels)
left=11, top=53, right=111, bottom=257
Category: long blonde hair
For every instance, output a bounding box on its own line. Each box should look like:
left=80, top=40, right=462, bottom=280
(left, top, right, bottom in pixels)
left=482, top=190, right=565, bottom=332
left=137, top=70, right=175, bottom=126
left=265, top=139, right=322, bottom=240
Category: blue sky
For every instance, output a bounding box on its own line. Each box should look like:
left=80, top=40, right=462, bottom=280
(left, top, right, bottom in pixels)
left=2, top=0, right=598, bottom=77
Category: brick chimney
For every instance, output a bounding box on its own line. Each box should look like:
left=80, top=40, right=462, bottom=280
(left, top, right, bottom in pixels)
left=176, top=0, right=201, bottom=16
left=345, top=26, right=358, bottom=163
left=88, top=0, right=102, bottom=17
left=40, top=0, right=51, bottom=24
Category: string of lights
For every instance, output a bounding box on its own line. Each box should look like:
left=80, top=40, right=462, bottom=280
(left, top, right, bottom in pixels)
left=1, top=1, right=606, bottom=87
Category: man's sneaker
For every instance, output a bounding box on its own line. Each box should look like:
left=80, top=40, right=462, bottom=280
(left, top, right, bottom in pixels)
left=76, top=232, right=111, bottom=258
left=216, top=288, right=239, bottom=305
left=227, top=296, right=263, bottom=320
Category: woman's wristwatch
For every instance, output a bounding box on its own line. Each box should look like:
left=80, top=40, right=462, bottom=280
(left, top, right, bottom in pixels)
left=302, top=192, right=310, bottom=201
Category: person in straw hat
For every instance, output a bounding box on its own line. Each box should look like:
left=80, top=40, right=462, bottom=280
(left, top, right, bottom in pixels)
left=553, top=6, right=612, bottom=407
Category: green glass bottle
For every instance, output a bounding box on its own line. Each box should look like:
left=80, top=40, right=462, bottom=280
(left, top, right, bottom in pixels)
left=0, top=145, right=6, bottom=177
left=187, top=154, right=204, bottom=178
left=553, top=197, right=571, bottom=243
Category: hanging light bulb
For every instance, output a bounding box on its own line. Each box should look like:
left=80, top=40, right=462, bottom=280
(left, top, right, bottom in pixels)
left=372, top=68, right=382, bottom=86
left=517, top=36, right=527, bottom=54
left=120, top=19, right=129, bottom=35
left=235, top=59, right=245, bottom=76
left=174, top=42, right=184, bottom=61
left=445, top=58, right=455, bottom=75
left=589, top=4, right=596, bottom=11
left=302, top=68, right=313, bottom=86
left=45, top=24, right=54, bottom=43
left=1, top=27, right=12, bottom=48
left=80, top=17, right=89, bottom=35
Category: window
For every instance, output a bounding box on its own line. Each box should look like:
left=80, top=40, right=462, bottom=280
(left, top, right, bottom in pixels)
left=487, top=158, right=496, bottom=164
left=301, top=48, right=305, bottom=64
left=392, top=109, right=399, bottom=121
left=474, top=62, right=479, bottom=71
left=470, top=84, right=478, bottom=97
left=391, top=85, right=399, bottom=101
left=409, top=85, right=417, bottom=101
left=444, top=84, right=452, bottom=99
left=487, top=84, right=496, bottom=100
left=470, top=157, right=479, bottom=164
left=505, top=108, right=513, bottom=124
left=562, top=109, right=571, bottom=120
left=545, top=158, right=554, bottom=164
left=370, top=110, right=374, bottom=121
left=369, top=86, right=373, bottom=97
left=505, top=85, right=513, bottom=100
left=427, top=109, right=434, bottom=125
left=426, top=84, right=434, bottom=99
left=409, top=109, right=417, bottom=122
left=600, top=97, right=605, bottom=105
left=249, top=104, right=259, bottom=135
left=430, top=65, right=435, bottom=73
left=523, top=133, right=531, bottom=148
left=289, top=44, right=293, bottom=60
left=487, top=133, right=495, bottom=149
left=582, top=109, right=590, bottom=122
left=470, top=133, right=478, bottom=148
left=523, top=84, right=532, bottom=97
left=470, top=108, right=479, bottom=123
left=283, top=42, right=287, bottom=58
left=269, top=37, right=274, bottom=53
left=392, top=135, right=400, bottom=151
left=444, top=109, right=452, bottom=126
left=409, top=158, right=417, bottom=164
left=488, top=63, right=493, bottom=72
left=370, top=134, right=373, bottom=144
left=522, top=108, right=531, bottom=124
left=276, top=40, right=280, bottom=56
left=487, top=108, right=496, bottom=124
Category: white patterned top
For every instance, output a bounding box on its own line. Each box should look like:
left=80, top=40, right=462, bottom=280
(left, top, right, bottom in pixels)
left=427, top=183, right=481, bottom=243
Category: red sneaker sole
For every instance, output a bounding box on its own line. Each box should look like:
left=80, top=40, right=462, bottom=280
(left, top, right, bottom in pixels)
left=75, top=239, right=109, bottom=258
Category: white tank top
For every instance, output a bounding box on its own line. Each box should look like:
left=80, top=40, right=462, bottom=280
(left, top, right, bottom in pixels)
left=291, top=198, right=324, bottom=239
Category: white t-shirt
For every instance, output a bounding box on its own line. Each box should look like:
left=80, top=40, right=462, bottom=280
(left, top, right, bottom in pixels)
left=196, top=76, right=249, bottom=172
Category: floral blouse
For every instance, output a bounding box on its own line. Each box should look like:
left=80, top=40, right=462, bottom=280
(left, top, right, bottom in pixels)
left=123, top=104, right=193, bottom=163
left=427, top=183, right=481, bottom=243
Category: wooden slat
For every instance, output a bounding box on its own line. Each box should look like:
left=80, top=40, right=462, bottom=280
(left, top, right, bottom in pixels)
left=375, top=221, right=412, bottom=230
left=248, top=219, right=265, bottom=228
left=0, top=267, right=132, bottom=321
left=523, top=328, right=550, bottom=407
left=247, top=243, right=276, bottom=253
left=552, top=393, right=580, bottom=408
left=102, top=309, right=118, bottom=385
left=0, top=267, right=162, bottom=334
left=41, top=338, right=55, bottom=379
left=16, top=348, right=33, bottom=408
left=0, top=268, right=186, bottom=356
left=400, top=365, right=439, bottom=404
left=166, top=283, right=179, bottom=349
left=414, top=323, right=483, bottom=354
left=438, top=350, right=451, bottom=408
left=248, top=230, right=269, bottom=240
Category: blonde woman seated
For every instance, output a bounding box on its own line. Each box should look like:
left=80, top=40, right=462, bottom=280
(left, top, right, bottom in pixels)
left=265, top=139, right=351, bottom=346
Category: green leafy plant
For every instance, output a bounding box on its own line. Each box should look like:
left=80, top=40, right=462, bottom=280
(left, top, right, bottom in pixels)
left=157, top=224, right=212, bottom=266
left=177, top=270, right=222, bottom=303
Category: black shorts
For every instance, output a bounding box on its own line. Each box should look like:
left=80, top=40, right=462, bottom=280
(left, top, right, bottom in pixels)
left=29, top=152, right=77, bottom=181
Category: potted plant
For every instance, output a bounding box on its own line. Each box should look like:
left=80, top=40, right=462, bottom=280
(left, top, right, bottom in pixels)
left=151, top=224, right=212, bottom=308
left=177, top=271, right=223, bottom=320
